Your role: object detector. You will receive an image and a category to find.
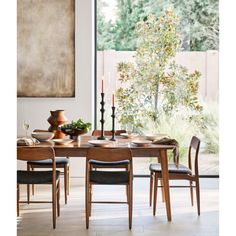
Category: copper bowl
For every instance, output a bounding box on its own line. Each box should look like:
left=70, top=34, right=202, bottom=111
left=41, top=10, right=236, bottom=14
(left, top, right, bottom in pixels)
left=61, top=127, right=87, bottom=140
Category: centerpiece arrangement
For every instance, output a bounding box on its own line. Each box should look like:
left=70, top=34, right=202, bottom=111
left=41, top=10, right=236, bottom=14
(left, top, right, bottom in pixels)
left=61, top=118, right=91, bottom=140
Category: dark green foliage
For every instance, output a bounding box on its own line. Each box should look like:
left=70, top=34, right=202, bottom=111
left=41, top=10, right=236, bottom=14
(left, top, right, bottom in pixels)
left=97, top=0, right=219, bottom=51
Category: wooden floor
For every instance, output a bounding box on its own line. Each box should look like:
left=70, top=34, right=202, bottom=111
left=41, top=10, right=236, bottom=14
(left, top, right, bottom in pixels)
left=17, top=178, right=219, bottom=236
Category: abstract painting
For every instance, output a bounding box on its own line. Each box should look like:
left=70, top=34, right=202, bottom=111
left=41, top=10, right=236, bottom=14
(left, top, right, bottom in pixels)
left=17, top=0, right=75, bottom=97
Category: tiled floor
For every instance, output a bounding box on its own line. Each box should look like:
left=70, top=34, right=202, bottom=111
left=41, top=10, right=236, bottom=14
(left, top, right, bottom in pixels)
left=17, top=178, right=219, bottom=236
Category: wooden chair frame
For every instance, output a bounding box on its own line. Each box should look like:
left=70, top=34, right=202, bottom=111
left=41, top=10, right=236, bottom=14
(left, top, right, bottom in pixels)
left=91, top=129, right=127, bottom=136
left=85, top=148, right=133, bottom=229
left=150, top=136, right=201, bottom=216
left=17, top=147, right=60, bottom=229
left=28, top=129, right=70, bottom=204
left=27, top=158, right=69, bottom=204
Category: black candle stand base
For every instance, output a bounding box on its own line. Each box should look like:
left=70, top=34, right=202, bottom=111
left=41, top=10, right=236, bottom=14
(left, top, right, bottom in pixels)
left=109, top=106, right=116, bottom=141
left=97, top=92, right=106, bottom=140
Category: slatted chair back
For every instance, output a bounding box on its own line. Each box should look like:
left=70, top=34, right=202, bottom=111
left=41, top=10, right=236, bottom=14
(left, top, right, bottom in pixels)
left=86, top=147, right=132, bottom=162
left=92, top=129, right=127, bottom=136
left=188, top=136, right=201, bottom=176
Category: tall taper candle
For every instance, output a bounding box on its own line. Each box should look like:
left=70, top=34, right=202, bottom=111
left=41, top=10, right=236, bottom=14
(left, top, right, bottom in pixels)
left=102, top=79, right=104, bottom=93
left=112, top=93, right=115, bottom=106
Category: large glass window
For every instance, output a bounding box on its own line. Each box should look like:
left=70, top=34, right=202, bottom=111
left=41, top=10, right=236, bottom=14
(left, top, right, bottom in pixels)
left=96, top=0, right=219, bottom=176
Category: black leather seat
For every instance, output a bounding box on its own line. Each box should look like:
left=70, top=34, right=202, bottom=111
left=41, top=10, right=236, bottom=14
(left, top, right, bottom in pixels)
left=27, top=157, right=69, bottom=166
left=149, top=163, right=192, bottom=175
left=90, top=170, right=129, bottom=184
left=27, top=157, right=70, bottom=204
left=17, top=170, right=60, bottom=184
left=89, top=159, right=129, bottom=167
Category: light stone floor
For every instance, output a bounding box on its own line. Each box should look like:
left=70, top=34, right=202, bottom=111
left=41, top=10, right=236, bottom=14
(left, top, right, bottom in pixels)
left=17, top=178, right=219, bottom=236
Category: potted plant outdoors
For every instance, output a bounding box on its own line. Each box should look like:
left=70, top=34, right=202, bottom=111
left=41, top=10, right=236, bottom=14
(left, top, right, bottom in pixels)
left=61, top=119, right=91, bottom=140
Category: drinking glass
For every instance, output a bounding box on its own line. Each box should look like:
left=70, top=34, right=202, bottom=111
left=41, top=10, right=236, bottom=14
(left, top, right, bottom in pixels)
left=23, top=120, right=30, bottom=137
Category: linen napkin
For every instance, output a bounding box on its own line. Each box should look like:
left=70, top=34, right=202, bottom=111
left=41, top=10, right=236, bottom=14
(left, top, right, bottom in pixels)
left=152, top=137, right=179, bottom=165
left=17, top=137, right=40, bottom=146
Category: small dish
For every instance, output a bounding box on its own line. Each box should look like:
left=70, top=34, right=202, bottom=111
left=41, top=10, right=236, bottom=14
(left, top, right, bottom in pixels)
left=145, top=134, right=168, bottom=141
left=88, top=140, right=112, bottom=147
left=53, top=139, right=74, bottom=145
left=131, top=140, right=152, bottom=147
left=120, top=133, right=139, bottom=139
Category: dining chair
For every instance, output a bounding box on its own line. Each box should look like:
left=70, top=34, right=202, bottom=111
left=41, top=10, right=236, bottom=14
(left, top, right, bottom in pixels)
left=149, top=147, right=179, bottom=207
left=91, top=129, right=127, bottom=136
left=85, top=148, right=133, bottom=229
left=149, top=136, right=201, bottom=216
left=27, top=129, right=70, bottom=204
left=17, top=147, right=60, bottom=229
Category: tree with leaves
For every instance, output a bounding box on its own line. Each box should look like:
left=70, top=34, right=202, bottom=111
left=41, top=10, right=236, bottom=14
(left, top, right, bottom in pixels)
left=97, top=0, right=116, bottom=50
left=116, top=9, right=203, bottom=132
left=97, top=0, right=219, bottom=51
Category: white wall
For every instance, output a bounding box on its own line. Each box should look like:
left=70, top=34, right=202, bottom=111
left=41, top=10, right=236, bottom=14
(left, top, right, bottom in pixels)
left=17, top=0, right=94, bottom=177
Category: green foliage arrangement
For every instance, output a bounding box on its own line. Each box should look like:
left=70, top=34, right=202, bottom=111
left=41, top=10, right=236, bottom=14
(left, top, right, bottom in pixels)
left=62, top=119, right=92, bottom=133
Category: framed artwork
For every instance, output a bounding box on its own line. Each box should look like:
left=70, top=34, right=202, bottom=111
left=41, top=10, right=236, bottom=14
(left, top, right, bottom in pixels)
left=17, top=0, right=75, bottom=97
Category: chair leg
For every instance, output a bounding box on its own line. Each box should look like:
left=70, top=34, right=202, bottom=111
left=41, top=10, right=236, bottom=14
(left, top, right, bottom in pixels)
left=17, top=184, right=20, bottom=217
left=86, top=182, right=90, bottom=229
left=196, top=179, right=200, bottom=215
left=31, top=167, right=35, bottom=195
left=67, top=165, right=70, bottom=195
left=57, top=180, right=60, bottom=217
left=64, top=165, right=68, bottom=204
left=66, top=157, right=70, bottom=196
left=157, top=156, right=165, bottom=202
left=153, top=174, right=158, bottom=216
left=89, top=185, right=92, bottom=216
left=160, top=179, right=165, bottom=202
left=149, top=172, right=153, bottom=207
left=52, top=183, right=57, bottom=229
left=190, top=180, right=194, bottom=206
left=128, top=183, right=133, bottom=230
left=27, top=164, right=30, bottom=204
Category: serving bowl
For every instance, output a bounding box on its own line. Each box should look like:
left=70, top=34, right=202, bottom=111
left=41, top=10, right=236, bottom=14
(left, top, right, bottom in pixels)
left=31, top=131, right=54, bottom=141
left=61, top=127, right=87, bottom=140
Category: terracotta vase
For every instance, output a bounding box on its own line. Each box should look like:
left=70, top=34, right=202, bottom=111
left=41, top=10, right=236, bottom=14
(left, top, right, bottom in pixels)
left=47, top=110, right=68, bottom=139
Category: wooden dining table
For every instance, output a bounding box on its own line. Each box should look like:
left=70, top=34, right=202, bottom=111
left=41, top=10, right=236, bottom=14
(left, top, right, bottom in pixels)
left=26, top=135, right=175, bottom=221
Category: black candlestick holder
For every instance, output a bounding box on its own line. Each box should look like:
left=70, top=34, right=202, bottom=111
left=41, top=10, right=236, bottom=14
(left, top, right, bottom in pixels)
left=97, top=93, right=106, bottom=140
left=110, top=106, right=116, bottom=141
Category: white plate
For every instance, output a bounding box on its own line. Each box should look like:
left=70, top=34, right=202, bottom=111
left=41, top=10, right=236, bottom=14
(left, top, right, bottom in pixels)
left=132, top=139, right=152, bottom=147
left=145, top=134, right=168, bottom=141
left=88, top=140, right=112, bottom=147
left=53, top=139, right=73, bottom=145
left=120, top=133, right=139, bottom=139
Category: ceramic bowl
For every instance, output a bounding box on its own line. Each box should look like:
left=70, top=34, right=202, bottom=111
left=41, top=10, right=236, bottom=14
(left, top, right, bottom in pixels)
left=31, top=131, right=54, bottom=141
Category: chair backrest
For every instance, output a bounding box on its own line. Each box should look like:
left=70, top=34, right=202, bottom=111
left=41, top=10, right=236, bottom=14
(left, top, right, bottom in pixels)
left=86, top=148, right=132, bottom=162
left=92, top=129, right=127, bottom=136
left=188, top=136, right=201, bottom=176
left=86, top=148, right=133, bottom=184
left=17, top=147, right=57, bottom=185
left=17, top=147, right=55, bottom=162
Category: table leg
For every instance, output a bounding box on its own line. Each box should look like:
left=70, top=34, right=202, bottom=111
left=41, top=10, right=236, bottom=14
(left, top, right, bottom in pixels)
left=160, top=149, right=172, bottom=221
